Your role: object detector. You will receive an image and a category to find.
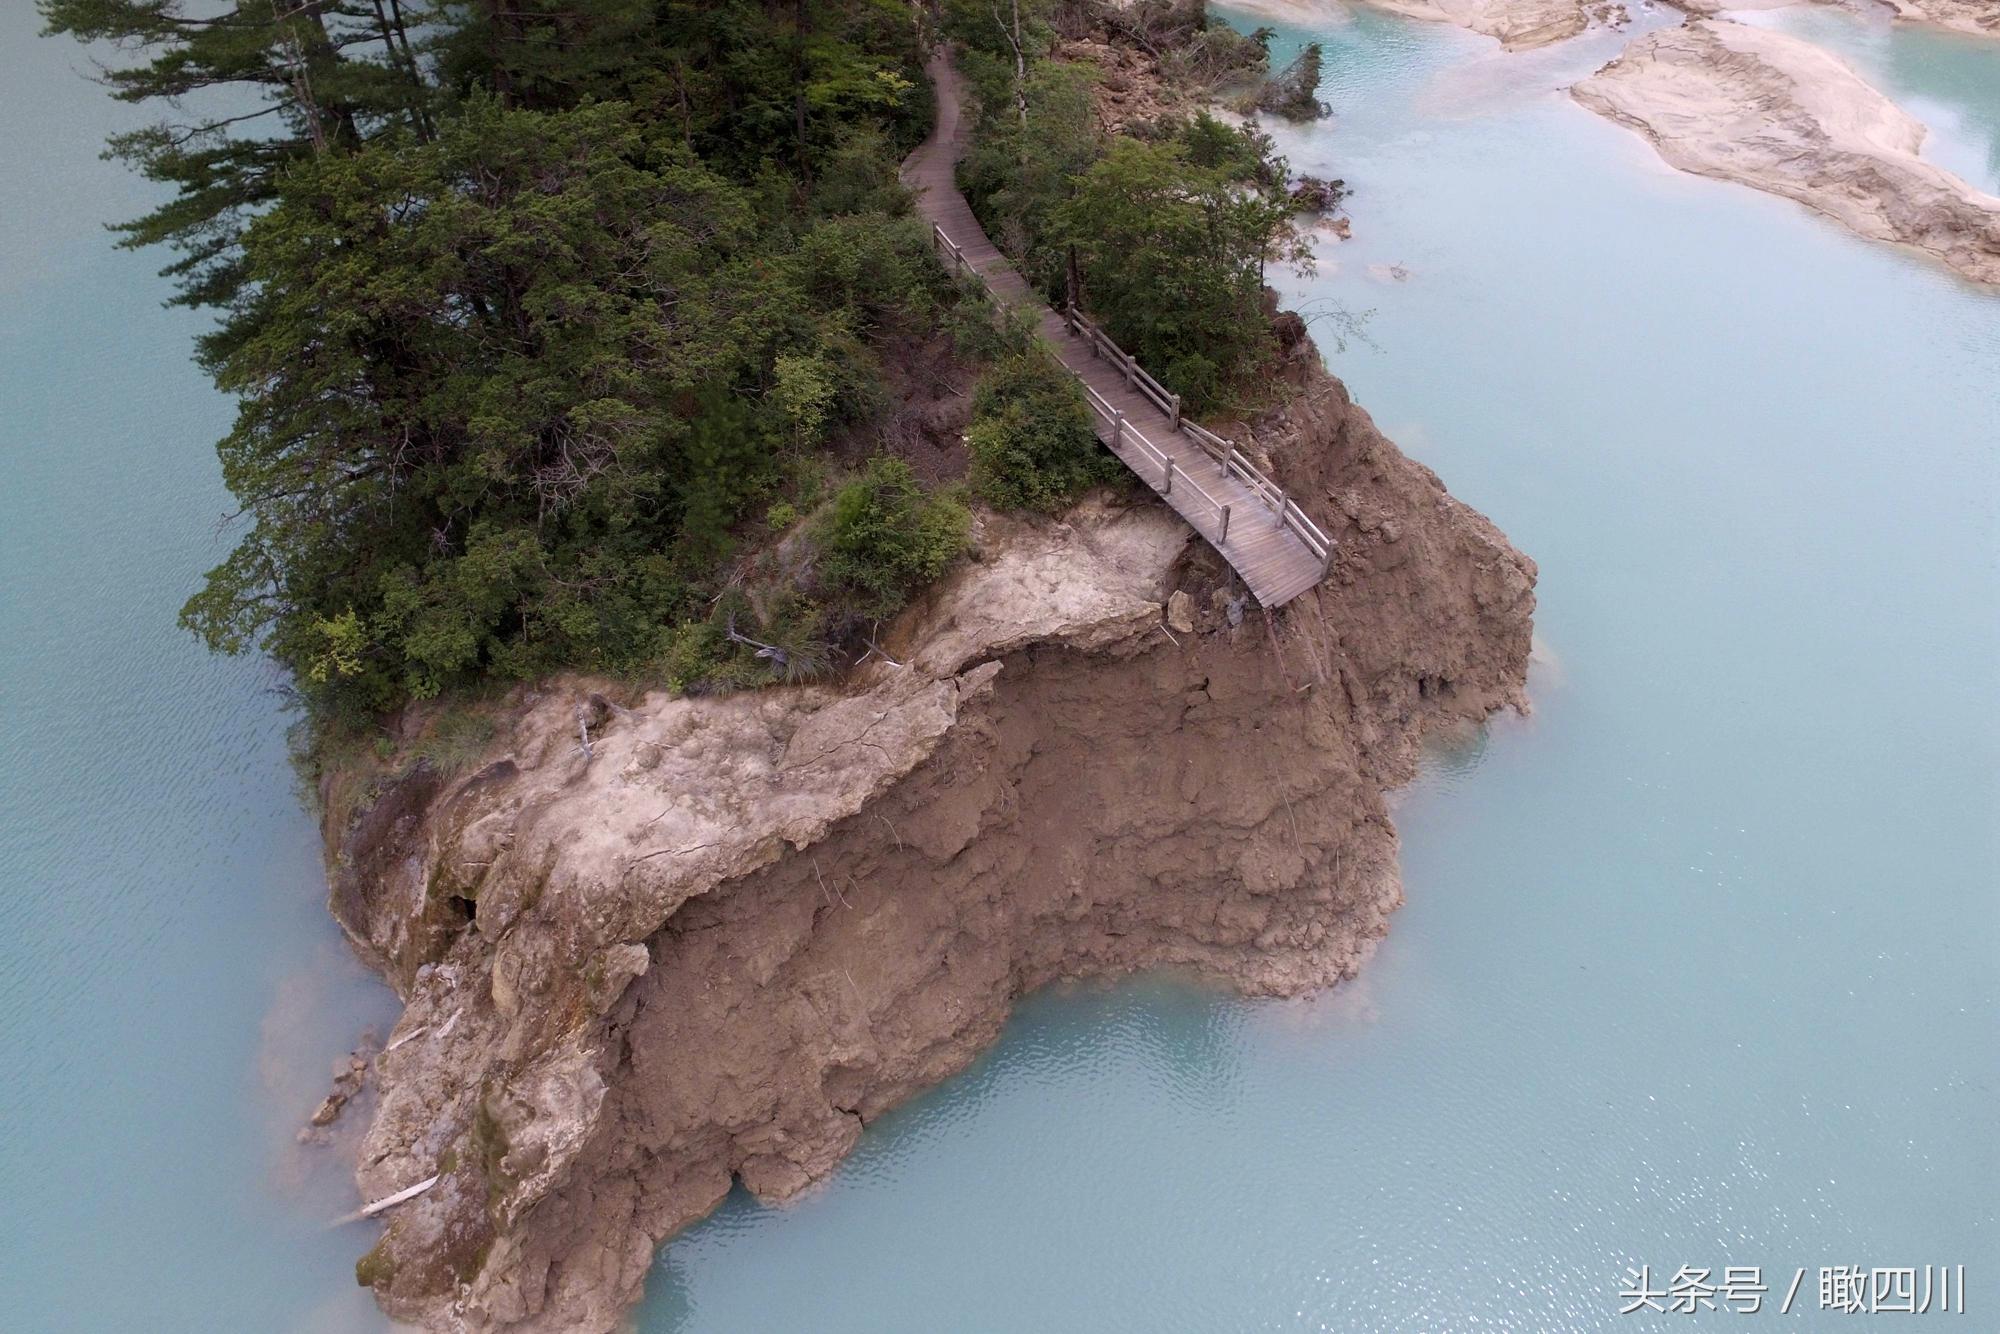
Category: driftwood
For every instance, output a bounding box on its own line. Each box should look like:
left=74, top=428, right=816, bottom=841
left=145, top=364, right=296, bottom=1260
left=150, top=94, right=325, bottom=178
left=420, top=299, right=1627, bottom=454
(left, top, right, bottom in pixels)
left=331, top=1173, right=439, bottom=1227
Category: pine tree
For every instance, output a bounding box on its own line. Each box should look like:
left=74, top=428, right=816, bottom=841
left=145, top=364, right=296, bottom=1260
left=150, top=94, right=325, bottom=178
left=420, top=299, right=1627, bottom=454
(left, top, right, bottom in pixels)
left=39, top=1, right=434, bottom=312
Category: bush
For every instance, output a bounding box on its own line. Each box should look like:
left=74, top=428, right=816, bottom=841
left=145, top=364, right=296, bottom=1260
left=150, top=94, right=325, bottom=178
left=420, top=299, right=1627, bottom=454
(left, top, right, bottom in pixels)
left=656, top=593, right=835, bottom=694
left=967, top=352, right=1119, bottom=511
left=816, top=457, right=970, bottom=620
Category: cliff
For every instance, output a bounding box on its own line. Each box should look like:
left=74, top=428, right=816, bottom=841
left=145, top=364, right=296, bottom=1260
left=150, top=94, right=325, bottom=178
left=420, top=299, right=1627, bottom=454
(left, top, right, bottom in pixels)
left=326, top=340, right=1536, bottom=1331
left=1574, top=20, right=2000, bottom=287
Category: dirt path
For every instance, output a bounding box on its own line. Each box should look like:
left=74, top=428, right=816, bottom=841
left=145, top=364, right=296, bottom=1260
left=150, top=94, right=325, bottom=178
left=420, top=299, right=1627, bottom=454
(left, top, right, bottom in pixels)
left=899, top=49, right=1330, bottom=607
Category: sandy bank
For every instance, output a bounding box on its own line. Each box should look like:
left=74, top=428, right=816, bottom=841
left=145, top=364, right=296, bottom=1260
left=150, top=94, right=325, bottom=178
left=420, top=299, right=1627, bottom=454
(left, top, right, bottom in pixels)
left=1362, top=0, right=1598, bottom=48
left=1672, top=0, right=1999, bottom=40
left=1881, top=0, right=2000, bottom=39
left=1574, top=19, right=2000, bottom=286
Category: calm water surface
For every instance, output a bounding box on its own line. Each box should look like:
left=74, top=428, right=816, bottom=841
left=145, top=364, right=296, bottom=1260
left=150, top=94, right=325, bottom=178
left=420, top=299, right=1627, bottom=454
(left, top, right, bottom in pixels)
left=637, top=8, right=1998, bottom=1331
left=0, top=5, right=397, bottom=1329
left=2, top=4, right=1993, bottom=1331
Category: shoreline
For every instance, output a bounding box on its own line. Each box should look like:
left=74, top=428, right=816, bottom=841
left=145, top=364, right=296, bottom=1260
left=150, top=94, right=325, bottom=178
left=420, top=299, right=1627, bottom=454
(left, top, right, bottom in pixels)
left=334, top=347, right=1536, bottom=1331
left=1573, top=18, right=2000, bottom=287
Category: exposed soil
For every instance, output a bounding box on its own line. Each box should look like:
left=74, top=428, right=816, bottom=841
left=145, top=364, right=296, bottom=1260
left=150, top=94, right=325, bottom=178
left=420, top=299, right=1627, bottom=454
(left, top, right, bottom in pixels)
left=326, top=329, right=1535, bottom=1330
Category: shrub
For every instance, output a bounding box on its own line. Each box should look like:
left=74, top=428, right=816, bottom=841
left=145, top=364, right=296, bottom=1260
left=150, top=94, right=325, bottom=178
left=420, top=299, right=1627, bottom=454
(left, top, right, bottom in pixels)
left=966, top=352, right=1119, bottom=511
left=816, top=457, right=970, bottom=620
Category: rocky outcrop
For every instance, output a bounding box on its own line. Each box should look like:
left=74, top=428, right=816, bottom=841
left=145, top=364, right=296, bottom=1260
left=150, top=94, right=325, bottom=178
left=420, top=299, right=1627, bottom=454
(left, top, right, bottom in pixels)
left=1574, top=20, right=2000, bottom=286
left=328, top=346, right=1536, bottom=1332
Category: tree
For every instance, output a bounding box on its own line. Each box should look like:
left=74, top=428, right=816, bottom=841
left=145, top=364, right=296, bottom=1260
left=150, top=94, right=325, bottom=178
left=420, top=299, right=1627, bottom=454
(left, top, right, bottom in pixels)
left=39, top=0, right=432, bottom=313
left=1256, top=42, right=1327, bottom=121
left=966, top=352, right=1117, bottom=511
left=49, top=0, right=989, bottom=723
left=815, top=457, right=969, bottom=620
left=1055, top=134, right=1306, bottom=410
left=181, top=97, right=767, bottom=704
left=957, top=56, right=1100, bottom=292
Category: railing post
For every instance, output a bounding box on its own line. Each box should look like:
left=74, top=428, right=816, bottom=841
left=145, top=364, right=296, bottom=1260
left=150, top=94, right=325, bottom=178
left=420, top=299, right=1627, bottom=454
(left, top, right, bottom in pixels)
left=1122, top=353, right=1136, bottom=389
left=1170, top=393, right=1181, bottom=430
left=1271, top=485, right=1285, bottom=515
left=1218, top=505, right=1230, bottom=543
left=1111, top=409, right=1124, bottom=449
left=1320, top=544, right=1332, bottom=577
left=1163, top=458, right=1174, bottom=494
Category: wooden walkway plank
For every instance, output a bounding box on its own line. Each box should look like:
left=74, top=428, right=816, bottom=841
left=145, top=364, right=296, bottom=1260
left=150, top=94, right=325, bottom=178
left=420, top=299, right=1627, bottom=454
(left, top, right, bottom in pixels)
left=900, top=48, right=1331, bottom=609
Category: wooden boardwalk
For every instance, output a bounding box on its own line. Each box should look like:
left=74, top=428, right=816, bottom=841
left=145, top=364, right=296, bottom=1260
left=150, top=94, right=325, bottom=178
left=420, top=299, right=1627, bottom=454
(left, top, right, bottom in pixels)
left=900, top=50, right=1332, bottom=608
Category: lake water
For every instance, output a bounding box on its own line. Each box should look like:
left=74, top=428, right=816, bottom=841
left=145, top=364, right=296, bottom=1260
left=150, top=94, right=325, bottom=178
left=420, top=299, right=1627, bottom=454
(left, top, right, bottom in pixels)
left=2, top=4, right=1993, bottom=1331
left=0, top=4, right=398, bottom=1329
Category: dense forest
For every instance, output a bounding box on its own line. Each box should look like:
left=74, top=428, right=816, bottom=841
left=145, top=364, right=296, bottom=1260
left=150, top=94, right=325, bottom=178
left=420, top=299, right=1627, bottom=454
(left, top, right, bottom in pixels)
left=44, top=0, right=1318, bottom=736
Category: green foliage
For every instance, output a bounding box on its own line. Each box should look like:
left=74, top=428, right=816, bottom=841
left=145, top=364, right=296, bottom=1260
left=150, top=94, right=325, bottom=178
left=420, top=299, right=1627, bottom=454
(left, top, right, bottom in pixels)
left=57, top=0, right=1308, bottom=735
left=953, top=20, right=1307, bottom=413
left=944, top=290, right=1037, bottom=363
left=956, top=54, right=1102, bottom=296
left=1054, top=134, right=1307, bottom=411
left=38, top=0, right=435, bottom=313
left=816, top=458, right=970, bottom=620
left=43, top=0, right=983, bottom=723
left=967, top=353, right=1119, bottom=511
left=410, top=707, right=501, bottom=778
left=1255, top=41, right=1328, bottom=121
left=656, top=593, right=834, bottom=692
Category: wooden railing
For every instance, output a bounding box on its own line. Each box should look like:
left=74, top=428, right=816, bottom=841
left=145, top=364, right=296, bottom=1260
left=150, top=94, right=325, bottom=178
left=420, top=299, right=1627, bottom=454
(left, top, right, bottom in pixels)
left=1072, top=377, right=1237, bottom=543
left=924, top=222, right=1334, bottom=577
left=1061, top=305, right=1185, bottom=428
left=1063, top=304, right=1335, bottom=575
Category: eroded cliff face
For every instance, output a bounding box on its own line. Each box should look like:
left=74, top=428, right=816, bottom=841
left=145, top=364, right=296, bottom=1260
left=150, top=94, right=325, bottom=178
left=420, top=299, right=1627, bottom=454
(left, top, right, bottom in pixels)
left=327, top=349, right=1536, bottom=1333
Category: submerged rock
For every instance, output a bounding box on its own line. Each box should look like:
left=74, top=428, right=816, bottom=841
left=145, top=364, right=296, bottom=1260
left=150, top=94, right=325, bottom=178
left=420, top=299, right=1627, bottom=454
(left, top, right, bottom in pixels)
left=1574, top=20, right=2000, bottom=287
left=328, top=348, right=1536, bottom=1332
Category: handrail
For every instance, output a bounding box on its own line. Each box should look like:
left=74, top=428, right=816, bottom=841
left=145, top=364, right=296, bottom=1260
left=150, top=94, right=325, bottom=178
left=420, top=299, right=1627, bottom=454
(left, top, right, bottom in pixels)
left=1057, top=299, right=1333, bottom=569
left=927, top=221, right=1333, bottom=577
left=1074, top=379, right=1234, bottom=541
left=1064, top=306, right=1181, bottom=426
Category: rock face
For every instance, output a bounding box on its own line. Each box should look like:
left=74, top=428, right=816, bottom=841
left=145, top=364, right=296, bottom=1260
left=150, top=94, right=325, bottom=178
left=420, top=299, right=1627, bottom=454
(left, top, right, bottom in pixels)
left=1574, top=20, right=2000, bottom=286
left=330, top=352, right=1537, bottom=1333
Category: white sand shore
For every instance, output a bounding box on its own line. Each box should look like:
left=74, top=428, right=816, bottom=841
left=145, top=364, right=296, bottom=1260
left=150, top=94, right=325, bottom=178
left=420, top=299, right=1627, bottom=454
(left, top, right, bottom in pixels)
left=1574, top=19, right=2000, bottom=285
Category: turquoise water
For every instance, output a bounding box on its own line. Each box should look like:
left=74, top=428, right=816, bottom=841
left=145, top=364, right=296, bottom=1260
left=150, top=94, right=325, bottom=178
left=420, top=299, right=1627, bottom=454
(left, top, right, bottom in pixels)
left=0, top=5, right=398, bottom=1329
left=635, top=11, right=1999, bottom=1332
left=4, top=5, right=1994, bottom=1332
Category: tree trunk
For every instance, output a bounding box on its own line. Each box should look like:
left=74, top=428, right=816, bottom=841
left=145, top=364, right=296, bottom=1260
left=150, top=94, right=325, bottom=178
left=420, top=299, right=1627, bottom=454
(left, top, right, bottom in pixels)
left=793, top=0, right=812, bottom=172
left=370, top=0, right=434, bottom=140
left=994, top=0, right=1029, bottom=150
